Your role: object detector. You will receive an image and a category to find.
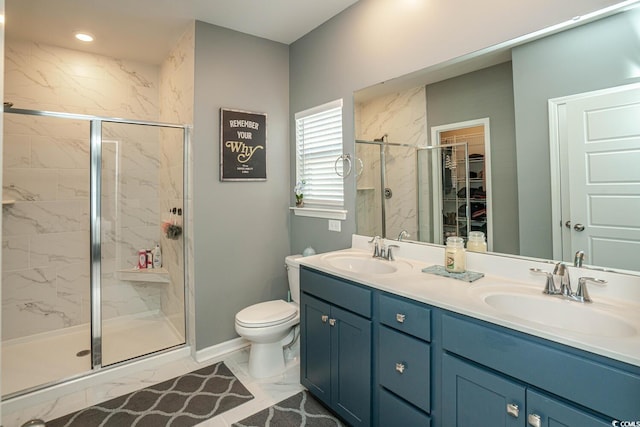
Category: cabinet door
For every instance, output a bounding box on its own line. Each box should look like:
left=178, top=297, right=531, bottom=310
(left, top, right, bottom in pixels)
left=526, top=390, right=611, bottom=427
left=443, top=354, right=526, bottom=427
left=300, top=293, right=332, bottom=406
left=331, top=305, right=372, bottom=427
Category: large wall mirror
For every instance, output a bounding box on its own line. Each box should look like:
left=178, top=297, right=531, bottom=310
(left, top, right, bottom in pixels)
left=354, top=2, right=640, bottom=275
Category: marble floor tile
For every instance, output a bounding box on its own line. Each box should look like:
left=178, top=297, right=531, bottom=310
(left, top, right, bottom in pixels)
left=2, top=338, right=303, bottom=427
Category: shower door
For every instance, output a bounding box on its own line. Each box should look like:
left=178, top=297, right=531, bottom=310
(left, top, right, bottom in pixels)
left=2, top=110, right=188, bottom=397
left=99, top=121, right=186, bottom=366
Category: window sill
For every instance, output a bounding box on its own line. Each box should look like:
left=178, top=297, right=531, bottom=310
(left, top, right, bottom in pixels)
left=290, top=206, right=347, bottom=220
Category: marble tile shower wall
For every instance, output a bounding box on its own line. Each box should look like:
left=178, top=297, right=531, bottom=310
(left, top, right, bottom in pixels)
left=355, top=86, right=427, bottom=240
left=2, top=39, right=170, bottom=340
left=158, top=23, right=195, bottom=341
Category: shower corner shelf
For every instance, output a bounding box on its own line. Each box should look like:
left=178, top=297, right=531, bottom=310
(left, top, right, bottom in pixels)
left=2, top=199, right=16, bottom=205
left=117, top=268, right=170, bottom=283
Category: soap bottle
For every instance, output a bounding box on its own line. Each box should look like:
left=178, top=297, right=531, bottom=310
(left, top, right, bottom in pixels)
left=467, top=231, right=487, bottom=253
left=152, top=244, right=162, bottom=268
left=445, top=236, right=466, bottom=273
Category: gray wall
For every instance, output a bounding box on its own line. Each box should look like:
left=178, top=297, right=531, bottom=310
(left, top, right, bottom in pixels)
left=513, top=8, right=640, bottom=258
left=426, top=62, right=518, bottom=255
left=289, top=0, right=625, bottom=255
left=193, top=21, right=290, bottom=349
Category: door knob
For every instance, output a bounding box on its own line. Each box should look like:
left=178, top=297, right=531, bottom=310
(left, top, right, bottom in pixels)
left=396, top=313, right=406, bottom=323
left=321, top=315, right=328, bottom=323
left=506, top=403, right=519, bottom=418
left=329, top=318, right=336, bottom=326
left=395, top=362, right=406, bottom=373
left=573, top=223, right=585, bottom=232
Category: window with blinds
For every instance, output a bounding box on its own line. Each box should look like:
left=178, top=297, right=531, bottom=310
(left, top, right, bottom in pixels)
left=295, top=99, right=344, bottom=208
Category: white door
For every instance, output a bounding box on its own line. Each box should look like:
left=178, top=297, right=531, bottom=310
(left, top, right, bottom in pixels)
left=565, top=84, right=640, bottom=271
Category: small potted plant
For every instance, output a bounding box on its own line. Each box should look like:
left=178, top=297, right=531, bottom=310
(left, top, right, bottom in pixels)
left=295, top=180, right=305, bottom=207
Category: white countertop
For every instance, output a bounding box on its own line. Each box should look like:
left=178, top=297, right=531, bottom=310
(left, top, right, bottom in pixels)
left=298, top=235, right=640, bottom=368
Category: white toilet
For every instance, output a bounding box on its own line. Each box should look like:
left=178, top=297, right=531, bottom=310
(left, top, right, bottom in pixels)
left=235, top=255, right=302, bottom=378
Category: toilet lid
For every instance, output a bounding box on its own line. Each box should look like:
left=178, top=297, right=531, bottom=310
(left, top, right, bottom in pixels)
left=236, top=300, right=297, bottom=328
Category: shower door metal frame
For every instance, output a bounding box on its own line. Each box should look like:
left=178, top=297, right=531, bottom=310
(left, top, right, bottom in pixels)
left=3, top=106, right=190, bottom=392
left=355, top=139, right=418, bottom=239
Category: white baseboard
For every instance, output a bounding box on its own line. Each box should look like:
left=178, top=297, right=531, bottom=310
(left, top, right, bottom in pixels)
left=195, top=337, right=249, bottom=363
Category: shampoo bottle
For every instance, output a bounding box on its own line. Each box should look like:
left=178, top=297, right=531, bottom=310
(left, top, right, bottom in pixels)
left=153, top=244, right=162, bottom=268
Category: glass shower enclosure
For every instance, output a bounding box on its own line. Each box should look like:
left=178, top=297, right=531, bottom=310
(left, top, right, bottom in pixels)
left=1, top=107, right=189, bottom=398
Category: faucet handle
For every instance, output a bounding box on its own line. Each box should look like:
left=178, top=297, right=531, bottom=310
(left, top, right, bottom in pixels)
left=575, top=277, right=607, bottom=303
left=369, top=236, right=381, bottom=257
left=530, top=267, right=559, bottom=295
left=386, top=244, right=400, bottom=261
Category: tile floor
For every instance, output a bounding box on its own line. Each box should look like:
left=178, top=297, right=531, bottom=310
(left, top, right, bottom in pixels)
left=1, top=343, right=303, bottom=427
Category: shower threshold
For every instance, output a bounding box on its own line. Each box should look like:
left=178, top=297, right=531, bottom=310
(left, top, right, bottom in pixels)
left=1, top=310, right=184, bottom=397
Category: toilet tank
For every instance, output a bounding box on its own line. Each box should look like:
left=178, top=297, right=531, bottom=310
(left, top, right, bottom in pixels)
left=285, top=255, right=303, bottom=303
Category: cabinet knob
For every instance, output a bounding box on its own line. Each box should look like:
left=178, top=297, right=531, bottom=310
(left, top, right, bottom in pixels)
left=395, top=362, right=406, bottom=374
left=506, top=403, right=519, bottom=418
left=527, top=414, right=541, bottom=427
left=396, top=313, right=406, bottom=323
left=329, top=318, right=336, bottom=327
left=321, top=315, right=328, bottom=323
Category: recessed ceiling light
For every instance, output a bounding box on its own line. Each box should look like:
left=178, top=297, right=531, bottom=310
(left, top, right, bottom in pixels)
left=74, top=32, right=94, bottom=42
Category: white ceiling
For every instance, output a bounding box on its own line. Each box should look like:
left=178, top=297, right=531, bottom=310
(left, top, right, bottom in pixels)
left=5, top=0, right=359, bottom=64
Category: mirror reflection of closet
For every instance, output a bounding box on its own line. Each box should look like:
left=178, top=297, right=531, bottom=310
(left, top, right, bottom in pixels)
left=430, top=119, right=492, bottom=250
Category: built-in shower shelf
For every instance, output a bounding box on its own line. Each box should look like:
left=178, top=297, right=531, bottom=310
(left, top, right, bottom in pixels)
left=117, top=268, right=170, bottom=283
left=2, top=199, right=16, bottom=205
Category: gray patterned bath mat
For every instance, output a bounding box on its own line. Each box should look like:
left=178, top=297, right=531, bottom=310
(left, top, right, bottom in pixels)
left=233, top=390, right=344, bottom=427
left=47, top=361, right=253, bottom=427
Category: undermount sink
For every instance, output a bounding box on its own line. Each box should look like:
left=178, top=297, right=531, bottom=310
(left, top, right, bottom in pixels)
left=482, top=292, right=637, bottom=338
left=321, top=252, right=412, bottom=275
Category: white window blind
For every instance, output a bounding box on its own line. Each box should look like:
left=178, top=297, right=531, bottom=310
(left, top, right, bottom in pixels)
left=295, top=99, right=344, bottom=208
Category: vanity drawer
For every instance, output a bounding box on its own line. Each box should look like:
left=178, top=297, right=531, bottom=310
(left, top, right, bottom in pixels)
left=379, top=388, right=431, bottom=427
left=379, top=293, right=431, bottom=341
left=301, top=267, right=372, bottom=318
left=378, top=326, right=431, bottom=412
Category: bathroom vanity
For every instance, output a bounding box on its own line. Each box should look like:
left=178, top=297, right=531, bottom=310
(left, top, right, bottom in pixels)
left=299, top=236, right=640, bottom=427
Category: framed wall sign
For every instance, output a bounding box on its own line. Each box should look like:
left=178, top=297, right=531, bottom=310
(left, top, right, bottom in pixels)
left=220, top=108, right=267, bottom=181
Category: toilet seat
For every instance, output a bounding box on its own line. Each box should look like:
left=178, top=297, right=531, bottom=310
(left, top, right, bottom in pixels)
left=235, top=300, right=297, bottom=328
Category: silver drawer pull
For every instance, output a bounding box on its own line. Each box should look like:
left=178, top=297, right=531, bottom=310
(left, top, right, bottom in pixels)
left=395, top=362, right=405, bottom=374
left=321, top=315, right=328, bottom=323
left=527, top=413, right=541, bottom=427
left=329, top=318, right=336, bottom=327
left=396, top=313, right=406, bottom=323
left=506, top=403, right=519, bottom=418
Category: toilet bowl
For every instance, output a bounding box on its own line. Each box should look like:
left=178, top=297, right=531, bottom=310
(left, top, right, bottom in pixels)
left=234, top=255, right=302, bottom=378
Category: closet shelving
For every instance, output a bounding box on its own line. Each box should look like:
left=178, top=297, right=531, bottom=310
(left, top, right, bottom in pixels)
left=440, top=133, right=487, bottom=242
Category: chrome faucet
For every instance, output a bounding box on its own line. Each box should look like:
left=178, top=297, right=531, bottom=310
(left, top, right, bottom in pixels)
left=531, top=263, right=607, bottom=303
left=397, top=230, right=410, bottom=241
left=553, top=262, right=572, bottom=297
left=574, top=250, right=585, bottom=267
left=368, top=236, right=398, bottom=260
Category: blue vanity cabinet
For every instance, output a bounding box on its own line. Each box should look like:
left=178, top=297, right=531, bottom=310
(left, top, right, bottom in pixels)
left=442, top=353, right=610, bottom=426
left=442, top=353, right=525, bottom=427
left=376, top=293, right=432, bottom=426
left=441, top=314, right=637, bottom=426
left=300, top=267, right=372, bottom=427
